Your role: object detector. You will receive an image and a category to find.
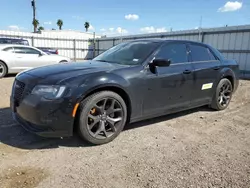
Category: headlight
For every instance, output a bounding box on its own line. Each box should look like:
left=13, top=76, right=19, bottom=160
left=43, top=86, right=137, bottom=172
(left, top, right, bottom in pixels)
left=31, top=85, right=66, bottom=99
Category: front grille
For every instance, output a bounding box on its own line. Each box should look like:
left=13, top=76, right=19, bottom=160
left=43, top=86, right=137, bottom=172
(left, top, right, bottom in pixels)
left=13, top=80, right=25, bottom=102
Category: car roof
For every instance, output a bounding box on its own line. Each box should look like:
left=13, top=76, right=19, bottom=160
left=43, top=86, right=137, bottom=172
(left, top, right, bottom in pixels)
left=127, top=39, right=208, bottom=46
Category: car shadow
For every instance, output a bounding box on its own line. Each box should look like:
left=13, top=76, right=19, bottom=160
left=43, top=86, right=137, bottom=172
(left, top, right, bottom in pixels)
left=124, top=106, right=213, bottom=131
left=0, top=106, right=213, bottom=150
left=4, top=74, right=17, bottom=78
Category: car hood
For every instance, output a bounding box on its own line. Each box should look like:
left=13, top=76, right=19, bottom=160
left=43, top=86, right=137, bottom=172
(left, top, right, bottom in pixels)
left=24, top=60, right=126, bottom=79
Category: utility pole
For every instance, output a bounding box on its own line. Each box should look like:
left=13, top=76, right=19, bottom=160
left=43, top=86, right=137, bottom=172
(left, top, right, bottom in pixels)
left=93, top=32, right=96, bottom=59
left=198, top=16, right=203, bottom=42
left=31, top=0, right=36, bottom=32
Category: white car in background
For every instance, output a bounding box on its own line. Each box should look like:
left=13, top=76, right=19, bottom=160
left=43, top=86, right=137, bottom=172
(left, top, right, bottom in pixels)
left=0, top=44, right=71, bottom=78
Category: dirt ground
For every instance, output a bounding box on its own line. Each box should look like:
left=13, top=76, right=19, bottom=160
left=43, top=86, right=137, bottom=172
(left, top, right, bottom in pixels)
left=0, top=76, right=249, bottom=188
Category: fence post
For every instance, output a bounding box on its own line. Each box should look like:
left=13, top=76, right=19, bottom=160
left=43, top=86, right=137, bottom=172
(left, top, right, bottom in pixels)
left=201, top=32, right=205, bottom=43
left=73, top=39, right=76, bottom=61
left=93, top=32, right=96, bottom=59
left=31, top=36, right=34, bottom=46
left=113, top=38, right=115, bottom=47
left=96, top=39, right=99, bottom=56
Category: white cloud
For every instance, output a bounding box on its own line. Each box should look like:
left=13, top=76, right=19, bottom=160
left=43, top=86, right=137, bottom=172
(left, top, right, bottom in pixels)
left=140, top=26, right=168, bottom=33
left=88, top=25, right=95, bottom=31
left=44, top=21, right=52, bottom=25
left=125, top=14, right=139, bottom=20
left=156, top=27, right=167, bottom=33
left=8, top=25, right=20, bottom=31
left=100, top=28, right=106, bottom=31
left=140, top=26, right=155, bottom=33
left=101, top=27, right=128, bottom=36
left=218, top=1, right=242, bottom=12
left=116, top=27, right=128, bottom=34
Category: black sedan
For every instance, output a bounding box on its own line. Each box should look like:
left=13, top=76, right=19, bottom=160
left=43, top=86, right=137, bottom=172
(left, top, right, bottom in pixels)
left=10, top=39, right=239, bottom=145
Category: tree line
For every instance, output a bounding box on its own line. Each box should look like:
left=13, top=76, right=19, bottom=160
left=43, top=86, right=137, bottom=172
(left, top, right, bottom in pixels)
left=32, top=19, right=90, bottom=32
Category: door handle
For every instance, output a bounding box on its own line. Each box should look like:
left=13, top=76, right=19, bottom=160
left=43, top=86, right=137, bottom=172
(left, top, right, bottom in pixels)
left=183, top=70, right=192, bottom=74
left=213, top=66, right=220, bottom=70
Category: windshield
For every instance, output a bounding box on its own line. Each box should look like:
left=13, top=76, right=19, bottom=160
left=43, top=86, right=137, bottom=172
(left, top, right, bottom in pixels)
left=93, top=41, right=159, bottom=65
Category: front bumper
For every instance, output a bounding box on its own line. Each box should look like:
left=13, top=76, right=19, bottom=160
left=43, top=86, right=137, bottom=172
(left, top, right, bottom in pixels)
left=12, top=112, right=72, bottom=137
left=10, top=77, right=76, bottom=138
left=11, top=96, right=75, bottom=137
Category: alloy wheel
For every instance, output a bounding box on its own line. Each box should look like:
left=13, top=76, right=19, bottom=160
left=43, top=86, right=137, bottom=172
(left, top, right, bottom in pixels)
left=86, top=97, right=124, bottom=139
left=218, top=82, right=232, bottom=107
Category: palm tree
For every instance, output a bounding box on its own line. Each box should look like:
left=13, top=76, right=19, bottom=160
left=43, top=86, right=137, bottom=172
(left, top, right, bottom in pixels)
left=38, top=26, right=44, bottom=32
left=32, top=19, right=39, bottom=32
left=57, top=19, right=63, bottom=30
left=84, top=22, right=90, bottom=32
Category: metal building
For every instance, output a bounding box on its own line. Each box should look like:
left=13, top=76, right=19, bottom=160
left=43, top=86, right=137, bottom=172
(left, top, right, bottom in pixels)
left=95, top=25, right=250, bottom=79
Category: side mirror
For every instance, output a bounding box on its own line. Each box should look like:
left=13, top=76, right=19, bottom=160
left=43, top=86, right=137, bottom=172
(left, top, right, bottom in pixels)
left=152, top=59, right=171, bottom=67
left=39, top=52, right=44, bottom=56
left=149, top=59, right=171, bottom=74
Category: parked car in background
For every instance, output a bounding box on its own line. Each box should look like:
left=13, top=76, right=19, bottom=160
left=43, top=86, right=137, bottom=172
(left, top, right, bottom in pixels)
left=0, top=37, right=59, bottom=55
left=0, top=44, right=71, bottom=77
left=10, top=40, right=239, bottom=145
left=0, top=37, right=29, bottom=45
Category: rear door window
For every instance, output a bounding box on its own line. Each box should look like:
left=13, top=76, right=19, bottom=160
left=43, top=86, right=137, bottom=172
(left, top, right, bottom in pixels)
left=189, top=44, right=212, bottom=62
left=14, top=47, right=40, bottom=54
left=13, top=47, right=27, bottom=54
left=155, top=43, right=188, bottom=64
left=3, top=47, right=14, bottom=53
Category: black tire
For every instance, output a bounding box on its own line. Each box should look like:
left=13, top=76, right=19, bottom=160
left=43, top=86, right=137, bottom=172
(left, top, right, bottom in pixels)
left=211, top=78, right=233, bottom=111
left=77, top=91, right=127, bottom=145
left=0, top=61, right=7, bottom=78
left=59, top=60, right=68, bottom=63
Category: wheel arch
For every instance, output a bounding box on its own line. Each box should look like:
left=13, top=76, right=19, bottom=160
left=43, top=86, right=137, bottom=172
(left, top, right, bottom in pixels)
left=219, top=68, right=237, bottom=90
left=73, top=84, right=132, bottom=131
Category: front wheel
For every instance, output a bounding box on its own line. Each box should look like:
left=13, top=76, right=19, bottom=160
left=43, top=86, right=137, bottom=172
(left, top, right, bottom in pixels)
left=210, top=78, right=233, bottom=111
left=77, top=91, right=127, bottom=145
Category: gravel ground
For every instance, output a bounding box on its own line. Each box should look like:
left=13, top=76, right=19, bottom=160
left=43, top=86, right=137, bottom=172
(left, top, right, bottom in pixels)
left=0, top=76, right=250, bottom=188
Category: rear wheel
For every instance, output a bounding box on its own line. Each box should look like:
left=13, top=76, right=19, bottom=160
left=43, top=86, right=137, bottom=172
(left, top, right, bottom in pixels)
left=77, top=91, right=127, bottom=145
left=0, top=61, right=7, bottom=78
left=211, top=78, right=233, bottom=111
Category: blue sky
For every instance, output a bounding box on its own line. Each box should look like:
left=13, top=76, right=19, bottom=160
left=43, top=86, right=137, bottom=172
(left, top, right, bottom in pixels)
left=0, top=0, right=248, bottom=36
